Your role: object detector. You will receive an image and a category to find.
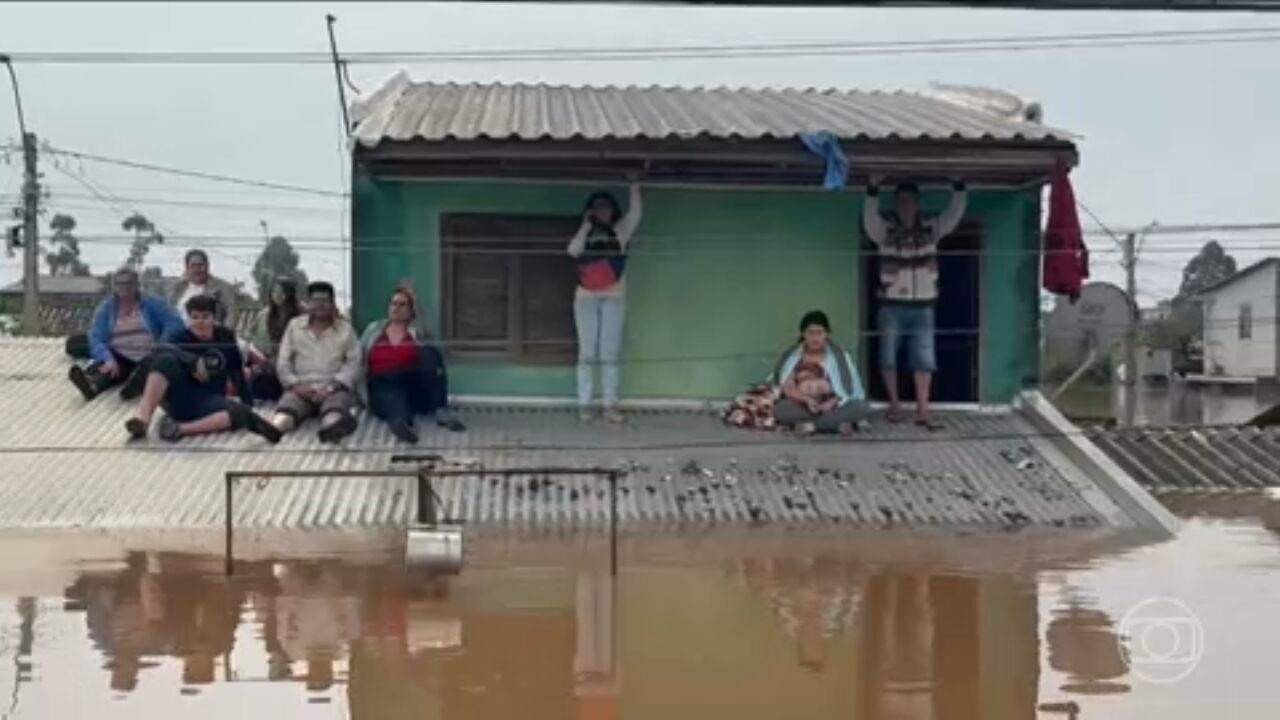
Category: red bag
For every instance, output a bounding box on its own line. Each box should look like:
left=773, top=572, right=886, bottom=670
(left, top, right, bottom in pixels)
left=578, top=260, right=619, bottom=291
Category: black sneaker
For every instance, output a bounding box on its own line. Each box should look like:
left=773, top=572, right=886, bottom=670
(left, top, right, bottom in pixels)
left=124, top=417, right=148, bottom=440
left=317, top=413, right=357, bottom=444
left=157, top=416, right=182, bottom=442
left=435, top=409, right=466, bottom=433
left=388, top=418, right=419, bottom=444
left=69, top=366, right=98, bottom=401
left=119, top=367, right=147, bottom=401
left=245, top=412, right=283, bottom=444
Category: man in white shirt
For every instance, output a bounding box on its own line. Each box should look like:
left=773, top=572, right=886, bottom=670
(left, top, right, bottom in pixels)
left=169, top=249, right=238, bottom=327
left=271, top=281, right=362, bottom=443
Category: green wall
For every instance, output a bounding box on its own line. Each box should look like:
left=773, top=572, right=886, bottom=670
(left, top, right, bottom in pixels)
left=352, top=177, right=1041, bottom=404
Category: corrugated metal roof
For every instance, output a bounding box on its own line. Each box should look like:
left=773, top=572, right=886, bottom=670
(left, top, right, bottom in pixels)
left=352, top=75, right=1073, bottom=148
left=0, top=339, right=1126, bottom=532
left=28, top=304, right=260, bottom=338
left=1087, top=426, right=1280, bottom=491
left=0, top=276, right=105, bottom=296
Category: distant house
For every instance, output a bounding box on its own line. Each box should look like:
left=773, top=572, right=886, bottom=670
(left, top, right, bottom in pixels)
left=1200, top=258, right=1279, bottom=379
left=0, top=274, right=258, bottom=335
left=0, top=275, right=106, bottom=311
left=1140, top=301, right=1173, bottom=324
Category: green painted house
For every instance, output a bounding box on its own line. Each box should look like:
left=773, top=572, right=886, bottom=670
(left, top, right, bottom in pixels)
left=349, top=76, right=1077, bottom=406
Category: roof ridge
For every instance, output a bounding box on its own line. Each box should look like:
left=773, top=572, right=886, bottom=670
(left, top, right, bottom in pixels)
left=353, top=74, right=1076, bottom=147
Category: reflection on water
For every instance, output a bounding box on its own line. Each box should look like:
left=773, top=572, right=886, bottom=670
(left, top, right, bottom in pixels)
left=0, top=521, right=1278, bottom=719
left=1116, top=379, right=1280, bottom=426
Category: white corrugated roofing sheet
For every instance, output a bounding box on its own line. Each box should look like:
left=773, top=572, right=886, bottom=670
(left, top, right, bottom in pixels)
left=352, top=76, right=1074, bottom=147
left=0, top=339, right=1124, bottom=532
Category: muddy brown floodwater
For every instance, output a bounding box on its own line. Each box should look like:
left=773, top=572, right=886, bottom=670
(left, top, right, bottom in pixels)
left=0, top=510, right=1277, bottom=719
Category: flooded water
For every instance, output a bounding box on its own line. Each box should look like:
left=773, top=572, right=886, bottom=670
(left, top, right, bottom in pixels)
left=0, top=516, right=1277, bottom=719
left=1115, top=379, right=1279, bottom=426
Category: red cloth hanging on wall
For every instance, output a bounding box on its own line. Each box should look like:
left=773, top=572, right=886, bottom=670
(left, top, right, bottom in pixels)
left=1043, top=160, right=1089, bottom=301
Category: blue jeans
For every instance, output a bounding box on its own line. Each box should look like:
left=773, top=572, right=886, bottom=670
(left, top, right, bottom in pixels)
left=878, top=304, right=937, bottom=373
left=574, top=295, right=626, bottom=408
left=367, top=346, right=449, bottom=425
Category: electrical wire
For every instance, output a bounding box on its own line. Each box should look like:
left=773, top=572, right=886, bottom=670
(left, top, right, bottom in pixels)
left=13, top=145, right=1280, bottom=244
left=46, top=162, right=256, bottom=270
left=0, top=415, right=1267, bottom=457
left=52, top=235, right=1280, bottom=259
left=34, top=191, right=342, bottom=215
left=0, top=305, right=1271, bottom=365
left=38, top=145, right=346, bottom=198
left=7, top=25, right=1280, bottom=65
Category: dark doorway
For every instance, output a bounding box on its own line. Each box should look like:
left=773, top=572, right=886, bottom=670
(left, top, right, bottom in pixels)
left=862, top=221, right=982, bottom=403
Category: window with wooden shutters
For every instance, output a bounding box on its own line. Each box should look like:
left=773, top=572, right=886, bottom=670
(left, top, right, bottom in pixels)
left=441, top=214, right=580, bottom=362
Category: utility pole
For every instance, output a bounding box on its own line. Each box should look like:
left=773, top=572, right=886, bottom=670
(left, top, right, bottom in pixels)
left=1122, top=232, right=1138, bottom=427
left=2, top=55, right=40, bottom=335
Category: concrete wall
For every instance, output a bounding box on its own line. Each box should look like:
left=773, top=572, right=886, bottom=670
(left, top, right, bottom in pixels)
left=1203, top=263, right=1279, bottom=378
left=352, top=177, right=1041, bottom=403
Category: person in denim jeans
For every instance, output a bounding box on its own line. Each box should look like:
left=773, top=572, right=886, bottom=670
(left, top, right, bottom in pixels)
left=863, top=177, right=967, bottom=429
left=358, top=286, right=465, bottom=444
left=567, top=180, right=643, bottom=423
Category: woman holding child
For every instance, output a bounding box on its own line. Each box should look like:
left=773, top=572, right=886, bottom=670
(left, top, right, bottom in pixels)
left=772, top=310, right=871, bottom=436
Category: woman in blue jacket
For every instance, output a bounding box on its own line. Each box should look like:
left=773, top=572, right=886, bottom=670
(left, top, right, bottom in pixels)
left=68, top=267, right=185, bottom=401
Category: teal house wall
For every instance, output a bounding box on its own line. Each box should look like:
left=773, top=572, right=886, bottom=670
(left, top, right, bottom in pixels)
left=352, top=178, right=1041, bottom=404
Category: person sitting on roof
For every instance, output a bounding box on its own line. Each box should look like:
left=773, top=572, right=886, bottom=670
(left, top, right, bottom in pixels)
left=772, top=310, right=871, bottom=436
left=244, top=278, right=304, bottom=402
left=123, top=294, right=281, bottom=443
left=69, top=266, right=185, bottom=402
left=270, top=281, right=362, bottom=443
left=358, top=285, right=465, bottom=444
left=170, top=249, right=239, bottom=327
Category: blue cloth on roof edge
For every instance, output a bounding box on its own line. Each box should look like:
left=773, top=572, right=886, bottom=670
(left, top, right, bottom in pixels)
left=798, top=131, right=849, bottom=191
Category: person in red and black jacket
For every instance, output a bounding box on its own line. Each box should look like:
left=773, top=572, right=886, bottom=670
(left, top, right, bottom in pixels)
left=358, top=286, right=465, bottom=444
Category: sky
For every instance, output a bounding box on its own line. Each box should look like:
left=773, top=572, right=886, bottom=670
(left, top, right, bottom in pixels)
left=1, top=1, right=1278, bottom=306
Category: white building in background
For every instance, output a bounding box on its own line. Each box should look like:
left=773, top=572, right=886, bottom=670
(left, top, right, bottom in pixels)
left=1200, top=258, right=1280, bottom=379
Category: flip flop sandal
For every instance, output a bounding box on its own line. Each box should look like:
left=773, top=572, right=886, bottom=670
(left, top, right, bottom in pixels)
left=915, top=417, right=944, bottom=431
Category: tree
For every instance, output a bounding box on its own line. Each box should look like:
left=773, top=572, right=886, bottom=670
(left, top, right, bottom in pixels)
left=1144, top=241, right=1238, bottom=369
left=252, top=234, right=309, bottom=301
left=122, top=212, right=164, bottom=271
left=45, top=213, right=91, bottom=276
left=1176, top=240, right=1238, bottom=300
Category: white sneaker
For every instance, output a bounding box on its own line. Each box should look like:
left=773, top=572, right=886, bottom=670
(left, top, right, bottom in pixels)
left=602, top=408, right=626, bottom=424
left=578, top=410, right=595, bottom=423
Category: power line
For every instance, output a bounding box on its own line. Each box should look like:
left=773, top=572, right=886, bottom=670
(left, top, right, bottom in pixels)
left=6, top=25, right=1280, bottom=65
left=37, top=144, right=345, bottom=198
left=57, top=234, right=1280, bottom=258
left=36, top=191, right=342, bottom=215
left=47, top=162, right=259, bottom=270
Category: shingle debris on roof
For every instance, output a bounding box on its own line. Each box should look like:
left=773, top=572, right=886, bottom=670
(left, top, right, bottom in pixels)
left=352, top=76, right=1075, bottom=147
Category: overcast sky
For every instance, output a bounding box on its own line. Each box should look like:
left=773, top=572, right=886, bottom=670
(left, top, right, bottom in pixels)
left=2, top=1, right=1278, bottom=304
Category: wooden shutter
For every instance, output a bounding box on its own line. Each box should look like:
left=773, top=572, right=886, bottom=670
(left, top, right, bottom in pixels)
left=442, top=213, right=580, bottom=362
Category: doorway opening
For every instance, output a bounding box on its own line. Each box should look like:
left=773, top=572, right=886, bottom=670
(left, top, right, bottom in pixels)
left=862, top=222, right=982, bottom=404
